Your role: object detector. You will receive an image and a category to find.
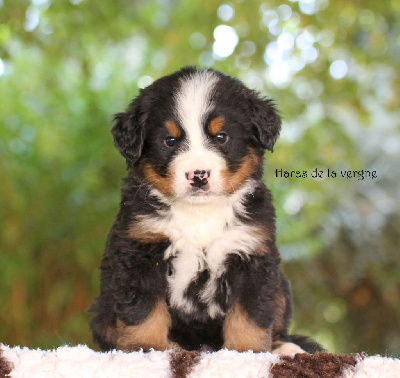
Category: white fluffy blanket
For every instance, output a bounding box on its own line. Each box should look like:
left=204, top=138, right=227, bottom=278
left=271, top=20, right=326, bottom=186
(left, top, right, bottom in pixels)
left=1, top=345, right=399, bottom=377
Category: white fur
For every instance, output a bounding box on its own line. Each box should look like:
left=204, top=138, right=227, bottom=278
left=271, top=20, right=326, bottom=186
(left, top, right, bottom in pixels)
left=172, top=70, right=227, bottom=200
left=137, top=181, right=261, bottom=317
left=272, top=342, right=305, bottom=355
left=175, top=69, right=217, bottom=151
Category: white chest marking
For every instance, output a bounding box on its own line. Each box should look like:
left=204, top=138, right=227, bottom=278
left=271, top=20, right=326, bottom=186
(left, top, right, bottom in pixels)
left=138, top=181, right=262, bottom=317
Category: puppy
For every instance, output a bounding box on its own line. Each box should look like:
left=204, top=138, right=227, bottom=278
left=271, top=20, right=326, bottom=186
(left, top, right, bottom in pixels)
left=89, top=66, right=323, bottom=354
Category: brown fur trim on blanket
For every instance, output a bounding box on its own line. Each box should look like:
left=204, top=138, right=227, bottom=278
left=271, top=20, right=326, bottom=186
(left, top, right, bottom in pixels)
left=169, top=349, right=202, bottom=378
left=0, top=348, right=12, bottom=378
left=270, top=352, right=359, bottom=378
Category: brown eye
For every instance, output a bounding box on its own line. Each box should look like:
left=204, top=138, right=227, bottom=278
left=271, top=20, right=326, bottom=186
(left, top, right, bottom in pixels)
left=216, top=132, right=229, bottom=145
left=164, top=136, right=176, bottom=148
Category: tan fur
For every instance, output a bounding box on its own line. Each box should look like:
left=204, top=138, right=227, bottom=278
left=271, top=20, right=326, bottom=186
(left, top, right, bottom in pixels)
left=139, top=160, right=175, bottom=198
left=248, top=227, right=271, bottom=255
left=128, top=220, right=169, bottom=244
left=165, top=121, right=182, bottom=138
left=221, top=150, right=261, bottom=194
left=272, top=288, right=287, bottom=337
left=208, top=117, right=225, bottom=135
left=223, top=302, right=272, bottom=352
left=116, top=300, right=172, bottom=352
left=105, top=326, right=118, bottom=346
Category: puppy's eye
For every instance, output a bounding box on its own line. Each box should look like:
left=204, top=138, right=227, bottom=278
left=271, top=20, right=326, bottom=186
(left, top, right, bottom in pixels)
left=164, top=136, right=176, bottom=148
left=216, top=132, right=229, bottom=145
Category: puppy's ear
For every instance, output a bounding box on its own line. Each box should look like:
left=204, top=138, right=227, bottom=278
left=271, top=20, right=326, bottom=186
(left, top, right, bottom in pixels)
left=112, top=97, right=145, bottom=163
left=248, top=95, right=281, bottom=152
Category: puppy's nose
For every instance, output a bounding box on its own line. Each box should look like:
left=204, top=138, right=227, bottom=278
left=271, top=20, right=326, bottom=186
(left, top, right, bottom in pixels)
left=185, top=170, right=210, bottom=188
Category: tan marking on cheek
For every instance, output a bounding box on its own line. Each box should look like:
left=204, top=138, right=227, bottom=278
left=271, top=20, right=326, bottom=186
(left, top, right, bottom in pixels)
left=208, top=116, right=225, bottom=135
left=223, top=302, right=272, bottom=352
left=221, top=150, right=261, bottom=194
left=139, top=160, right=175, bottom=198
left=116, top=300, right=172, bottom=352
left=165, top=121, right=181, bottom=138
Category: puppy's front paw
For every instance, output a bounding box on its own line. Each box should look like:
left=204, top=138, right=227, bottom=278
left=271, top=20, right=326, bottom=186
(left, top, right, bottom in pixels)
left=272, top=342, right=305, bottom=355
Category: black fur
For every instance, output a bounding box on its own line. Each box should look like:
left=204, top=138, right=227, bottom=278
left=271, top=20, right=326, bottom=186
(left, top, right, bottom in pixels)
left=89, top=66, right=323, bottom=353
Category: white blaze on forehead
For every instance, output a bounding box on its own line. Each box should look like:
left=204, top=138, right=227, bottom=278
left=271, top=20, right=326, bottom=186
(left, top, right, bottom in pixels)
left=171, top=70, right=225, bottom=199
left=175, top=70, right=219, bottom=149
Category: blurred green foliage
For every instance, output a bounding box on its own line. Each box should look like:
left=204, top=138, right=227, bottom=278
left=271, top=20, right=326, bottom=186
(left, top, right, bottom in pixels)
left=0, top=0, right=399, bottom=355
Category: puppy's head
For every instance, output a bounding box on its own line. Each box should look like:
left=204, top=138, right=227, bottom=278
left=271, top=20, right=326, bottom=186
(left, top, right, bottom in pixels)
left=112, top=67, right=281, bottom=203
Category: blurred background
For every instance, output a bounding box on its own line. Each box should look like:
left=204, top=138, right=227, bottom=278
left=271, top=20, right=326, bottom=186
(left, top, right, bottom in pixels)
left=0, top=0, right=399, bottom=355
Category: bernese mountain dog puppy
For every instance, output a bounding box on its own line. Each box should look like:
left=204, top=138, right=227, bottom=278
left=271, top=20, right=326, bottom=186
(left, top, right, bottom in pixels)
left=89, top=66, right=323, bottom=354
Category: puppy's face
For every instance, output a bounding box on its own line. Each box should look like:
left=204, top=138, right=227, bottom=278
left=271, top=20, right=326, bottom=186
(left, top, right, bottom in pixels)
left=112, top=67, right=281, bottom=203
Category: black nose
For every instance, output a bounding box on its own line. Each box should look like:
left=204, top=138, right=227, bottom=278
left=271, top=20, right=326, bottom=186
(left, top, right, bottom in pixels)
left=186, top=170, right=210, bottom=188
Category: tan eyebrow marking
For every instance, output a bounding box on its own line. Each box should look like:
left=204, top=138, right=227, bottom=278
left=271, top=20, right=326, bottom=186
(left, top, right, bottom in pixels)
left=208, top=117, right=225, bottom=135
left=165, top=121, right=182, bottom=138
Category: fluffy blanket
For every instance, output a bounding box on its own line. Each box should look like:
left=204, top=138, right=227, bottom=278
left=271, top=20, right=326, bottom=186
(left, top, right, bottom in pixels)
left=1, top=345, right=399, bottom=377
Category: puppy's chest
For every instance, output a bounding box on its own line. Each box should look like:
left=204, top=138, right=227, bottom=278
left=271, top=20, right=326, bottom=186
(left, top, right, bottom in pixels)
left=136, top=201, right=254, bottom=317
left=165, top=203, right=233, bottom=266
left=165, top=204, right=237, bottom=317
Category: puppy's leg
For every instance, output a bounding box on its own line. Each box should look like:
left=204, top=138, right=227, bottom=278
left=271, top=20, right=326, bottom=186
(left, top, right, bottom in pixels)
left=271, top=275, right=303, bottom=355
left=221, top=254, right=279, bottom=352
left=271, top=276, right=292, bottom=349
left=271, top=275, right=324, bottom=354
left=222, top=302, right=272, bottom=352
left=116, top=299, right=173, bottom=352
left=89, top=256, right=119, bottom=351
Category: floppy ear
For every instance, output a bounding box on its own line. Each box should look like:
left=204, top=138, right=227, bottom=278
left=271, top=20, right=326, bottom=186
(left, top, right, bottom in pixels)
left=248, top=94, right=281, bottom=152
left=111, top=96, right=145, bottom=163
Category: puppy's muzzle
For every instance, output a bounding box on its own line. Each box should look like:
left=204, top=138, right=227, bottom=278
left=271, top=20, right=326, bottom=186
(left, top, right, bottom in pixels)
left=185, top=170, right=211, bottom=189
